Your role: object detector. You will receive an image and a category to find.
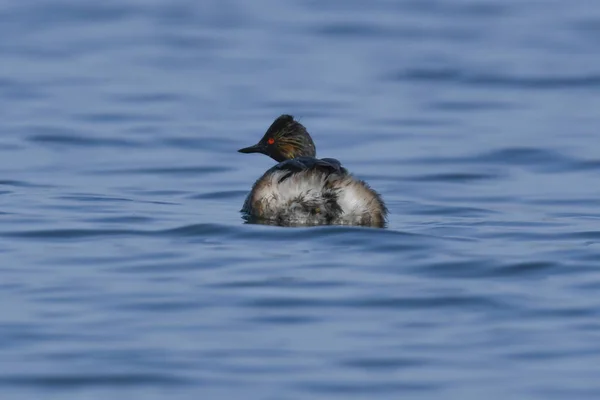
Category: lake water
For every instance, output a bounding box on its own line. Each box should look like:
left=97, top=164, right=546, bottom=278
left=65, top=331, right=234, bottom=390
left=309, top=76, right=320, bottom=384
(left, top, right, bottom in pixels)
left=1, top=0, right=600, bottom=399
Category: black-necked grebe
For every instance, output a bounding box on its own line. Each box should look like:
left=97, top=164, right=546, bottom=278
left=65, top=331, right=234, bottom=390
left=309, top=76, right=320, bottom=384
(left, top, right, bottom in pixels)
left=238, top=115, right=387, bottom=227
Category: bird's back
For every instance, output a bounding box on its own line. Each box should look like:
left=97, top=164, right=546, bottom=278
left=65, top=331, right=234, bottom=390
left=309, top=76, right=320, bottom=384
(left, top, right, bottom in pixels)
left=242, top=157, right=387, bottom=227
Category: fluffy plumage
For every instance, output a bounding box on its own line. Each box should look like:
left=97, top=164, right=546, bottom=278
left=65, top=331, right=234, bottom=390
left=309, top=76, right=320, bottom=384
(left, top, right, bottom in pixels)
left=239, top=116, right=388, bottom=227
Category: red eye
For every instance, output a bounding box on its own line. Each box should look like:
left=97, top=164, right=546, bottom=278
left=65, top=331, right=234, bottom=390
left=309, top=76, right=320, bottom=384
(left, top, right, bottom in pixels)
left=267, top=138, right=275, bottom=145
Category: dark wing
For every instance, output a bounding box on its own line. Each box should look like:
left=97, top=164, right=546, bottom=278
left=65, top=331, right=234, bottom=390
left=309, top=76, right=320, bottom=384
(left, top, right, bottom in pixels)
left=320, top=158, right=347, bottom=174
left=273, top=156, right=348, bottom=183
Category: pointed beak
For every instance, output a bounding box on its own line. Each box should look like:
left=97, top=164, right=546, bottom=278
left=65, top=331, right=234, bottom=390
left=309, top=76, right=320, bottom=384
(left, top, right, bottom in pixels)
left=238, top=143, right=264, bottom=154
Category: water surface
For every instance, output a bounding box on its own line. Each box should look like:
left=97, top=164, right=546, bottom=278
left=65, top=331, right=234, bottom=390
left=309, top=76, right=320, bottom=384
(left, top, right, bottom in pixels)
left=1, top=0, right=600, bottom=399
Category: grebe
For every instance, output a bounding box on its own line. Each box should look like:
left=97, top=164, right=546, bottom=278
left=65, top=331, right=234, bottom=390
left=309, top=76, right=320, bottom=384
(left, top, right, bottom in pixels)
left=238, top=115, right=387, bottom=227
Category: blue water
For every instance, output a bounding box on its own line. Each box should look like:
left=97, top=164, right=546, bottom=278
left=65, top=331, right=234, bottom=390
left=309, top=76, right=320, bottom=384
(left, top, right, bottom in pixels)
left=1, top=0, right=600, bottom=399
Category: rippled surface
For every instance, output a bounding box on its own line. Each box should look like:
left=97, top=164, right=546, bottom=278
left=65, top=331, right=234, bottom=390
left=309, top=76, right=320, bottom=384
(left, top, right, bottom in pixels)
left=2, top=0, right=600, bottom=399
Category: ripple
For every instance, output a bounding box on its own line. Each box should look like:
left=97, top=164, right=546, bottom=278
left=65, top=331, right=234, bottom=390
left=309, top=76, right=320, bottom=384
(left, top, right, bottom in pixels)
left=412, top=204, right=497, bottom=217
left=3, top=228, right=148, bottom=239
left=236, top=225, right=422, bottom=240
left=113, top=260, right=220, bottom=273
left=490, top=261, right=561, bottom=277
left=0, top=373, right=189, bottom=388
left=0, top=179, right=53, bottom=188
left=58, top=194, right=135, bottom=203
left=417, top=260, right=562, bottom=279
left=526, top=198, right=600, bottom=207
left=248, top=315, right=319, bottom=325
left=244, top=294, right=510, bottom=312
left=341, top=356, right=428, bottom=370
left=245, top=296, right=332, bottom=309
left=14, top=3, right=135, bottom=26
left=92, top=166, right=232, bottom=176
left=41, top=251, right=179, bottom=267
left=407, top=147, right=600, bottom=174
left=130, top=189, right=189, bottom=197
left=83, top=215, right=154, bottom=224
left=28, top=134, right=141, bottom=147
left=429, top=99, right=514, bottom=111
left=401, top=0, right=510, bottom=17
left=191, top=190, right=247, bottom=200
left=410, top=147, right=564, bottom=166
left=159, top=137, right=237, bottom=151
left=2, top=223, right=237, bottom=240
left=74, top=111, right=168, bottom=123
left=157, top=33, right=223, bottom=50
left=161, top=223, right=236, bottom=237
left=507, top=348, right=588, bottom=361
left=111, top=92, right=184, bottom=104
left=349, top=295, right=510, bottom=311
left=115, top=300, right=202, bottom=312
left=567, top=231, right=600, bottom=240
left=391, top=68, right=600, bottom=89
left=57, top=194, right=176, bottom=206
left=212, top=278, right=344, bottom=289
left=314, top=23, right=390, bottom=38
left=403, top=172, right=505, bottom=183
left=524, top=306, right=599, bottom=319
left=298, top=381, right=438, bottom=395
left=481, top=147, right=570, bottom=165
